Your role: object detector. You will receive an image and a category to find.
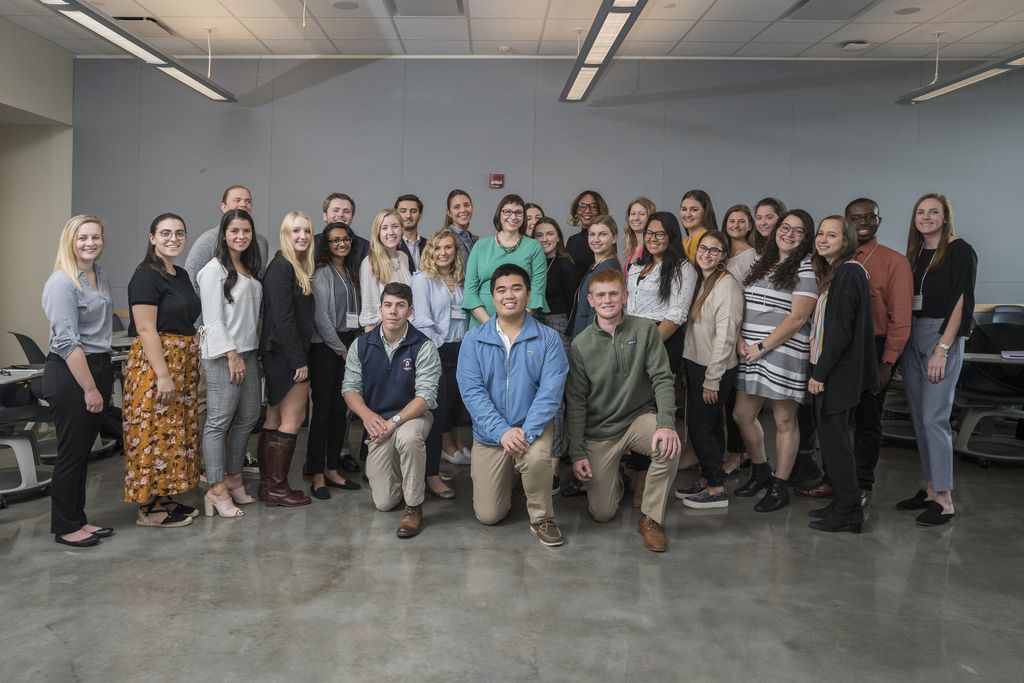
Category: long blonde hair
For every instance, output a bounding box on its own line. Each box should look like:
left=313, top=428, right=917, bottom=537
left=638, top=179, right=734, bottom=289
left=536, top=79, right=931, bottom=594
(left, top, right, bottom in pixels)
left=54, top=215, right=104, bottom=291
left=420, top=228, right=466, bottom=286
left=368, top=208, right=403, bottom=285
left=279, top=211, right=315, bottom=295
left=623, top=197, right=656, bottom=260
left=907, top=193, right=955, bottom=273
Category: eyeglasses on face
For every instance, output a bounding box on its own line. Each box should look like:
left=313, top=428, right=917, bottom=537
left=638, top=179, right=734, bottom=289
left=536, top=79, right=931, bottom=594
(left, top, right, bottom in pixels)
left=157, top=230, right=187, bottom=241
left=696, top=244, right=723, bottom=256
left=849, top=213, right=879, bottom=223
left=501, top=209, right=524, bottom=218
left=577, top=202, right=599, bottom=212
left=644, top=230, right=668, bottom=241
left=328, top=237, right=353, bottom=245
left=778, top=224, right=806, bottom=237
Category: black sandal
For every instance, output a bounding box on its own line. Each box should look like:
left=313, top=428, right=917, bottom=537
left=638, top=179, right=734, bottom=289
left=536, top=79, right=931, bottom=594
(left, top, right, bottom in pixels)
left=136, top=501, right=193, bottom=527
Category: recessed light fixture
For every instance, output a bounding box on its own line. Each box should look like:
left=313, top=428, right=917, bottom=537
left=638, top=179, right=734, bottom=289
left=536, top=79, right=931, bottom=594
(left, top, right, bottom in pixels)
left=894, top=7, right=920, bottom=15
left=664, top=3, right=675, bottom=7
left=842, top=41, right=870, bottom=51
left=497, top=45, right=511, bottom=53
left=333, top=1, right=359, bottom=9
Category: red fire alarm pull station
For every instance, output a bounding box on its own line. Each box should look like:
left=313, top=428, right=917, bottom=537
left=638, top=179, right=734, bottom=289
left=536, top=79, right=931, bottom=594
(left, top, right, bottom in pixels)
left=489, top=174, right=504, bottom=189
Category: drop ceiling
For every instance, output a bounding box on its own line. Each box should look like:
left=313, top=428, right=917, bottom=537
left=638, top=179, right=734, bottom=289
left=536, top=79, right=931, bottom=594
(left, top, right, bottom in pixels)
left=2, top=0, right=1023, bottom=61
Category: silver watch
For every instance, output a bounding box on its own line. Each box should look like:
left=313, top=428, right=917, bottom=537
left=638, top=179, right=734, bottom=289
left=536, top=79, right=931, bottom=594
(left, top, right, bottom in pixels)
left=391, top=415, right=403, bottom=425
left=937, top=342, right=951, bottom=351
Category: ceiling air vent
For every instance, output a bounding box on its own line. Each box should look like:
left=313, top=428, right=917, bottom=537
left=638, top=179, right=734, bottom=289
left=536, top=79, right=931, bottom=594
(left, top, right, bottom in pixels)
left=113, top=16, right=179, bottom=39
left=386, top=0, right=465, bottom=17
left=780, top=0, right=882, bottom=22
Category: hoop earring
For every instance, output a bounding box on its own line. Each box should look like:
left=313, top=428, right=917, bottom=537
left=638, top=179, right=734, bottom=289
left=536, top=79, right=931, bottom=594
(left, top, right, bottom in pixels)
left=716, top=262, right=726, bottom=272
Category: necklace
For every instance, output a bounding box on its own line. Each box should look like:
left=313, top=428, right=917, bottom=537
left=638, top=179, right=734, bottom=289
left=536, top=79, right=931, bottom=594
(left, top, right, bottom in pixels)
left=496, top=234, right=522, bottom=254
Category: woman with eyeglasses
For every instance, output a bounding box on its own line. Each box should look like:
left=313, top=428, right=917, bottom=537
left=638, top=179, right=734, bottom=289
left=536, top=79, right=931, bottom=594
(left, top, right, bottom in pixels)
left=444, top=189, right=479, bottom=264
left=124, top=213, right=203, bottom=527
left=623, top=197, right=657, bottom=276
left=619, top=211, right=697, bottom=504
left=463, top=193, right=548, bottom=328
left=570, top=214, right=622, bottom=339
left=565, top=190, right=609, bottom=276
left=731, top=210, right=819, bottom=513
left=524, top=203, right=545, bottom=238
left=42, top=215, right=115, bottom=546
left=679, top=189, right=718, bottom=264
left=753, top=197, right=786, bottom=255
left=306, top=223, right=363, bottom=500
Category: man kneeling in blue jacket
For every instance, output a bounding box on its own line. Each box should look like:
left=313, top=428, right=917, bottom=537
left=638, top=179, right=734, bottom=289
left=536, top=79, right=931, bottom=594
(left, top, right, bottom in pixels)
left=458, top=264, right=569, bottom=547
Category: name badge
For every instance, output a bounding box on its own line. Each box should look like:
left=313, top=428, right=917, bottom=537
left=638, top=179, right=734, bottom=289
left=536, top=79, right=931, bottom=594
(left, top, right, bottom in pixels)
left=346, top=312, right=360, bottom=328
left=451, top=307, right=467, bottom=320
left=912, top=294, right=923, bottom=312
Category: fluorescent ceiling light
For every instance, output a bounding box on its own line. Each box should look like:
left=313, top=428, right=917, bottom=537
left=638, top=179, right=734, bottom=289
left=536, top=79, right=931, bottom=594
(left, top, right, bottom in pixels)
left=566, top=67, right=599, bottom=101
left=559, top=0, right=649, bottom=102
left=60, top=10, right=164, bottom=64
left=1008, top=57, right=1024, bottom=67
left=158, top=67, right=228, bottom=101
left=612, top=0, right=639, bottom=6
left=911, top=68, right=1008, bottom=102
left=585, top=12, right=629, bottom=65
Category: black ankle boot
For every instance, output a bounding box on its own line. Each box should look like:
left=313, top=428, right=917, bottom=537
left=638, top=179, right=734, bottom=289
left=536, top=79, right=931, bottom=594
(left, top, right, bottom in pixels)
left=809, top=506, right=863, bottom=533
left=808, top=500, right=836, bottom=519
left=734, top=462, right=773, bottom=497
left=789, top=449, right=824, bottom=487
left=754, top=476, right=790, bottom=512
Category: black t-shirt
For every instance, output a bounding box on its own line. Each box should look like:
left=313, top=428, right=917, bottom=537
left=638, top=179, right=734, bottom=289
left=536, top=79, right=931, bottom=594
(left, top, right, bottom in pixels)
left=127, top=265, right=202, bottom=336
left=912, top=239, right=977, bottom=337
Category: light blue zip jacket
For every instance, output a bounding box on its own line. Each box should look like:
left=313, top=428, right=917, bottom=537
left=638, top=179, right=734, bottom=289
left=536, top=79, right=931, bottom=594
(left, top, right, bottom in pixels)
left=457, top=313, right=568, bottom=447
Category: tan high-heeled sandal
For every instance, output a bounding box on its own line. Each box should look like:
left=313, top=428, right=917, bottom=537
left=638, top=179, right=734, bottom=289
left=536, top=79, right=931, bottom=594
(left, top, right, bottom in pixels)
left=204, top=492, right=244, bottom=518
left=227, top=485, right=256, bottom=505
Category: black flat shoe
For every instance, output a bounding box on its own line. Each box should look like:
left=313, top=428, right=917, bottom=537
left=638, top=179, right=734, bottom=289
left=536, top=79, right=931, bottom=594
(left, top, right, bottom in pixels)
left=311, top=484, right=330, bottom=500
left=339, top=455, right=361, bottom=473
left=560, top=480, right=587, bottom=497
left=897, top=490, right=931, bottom=510
left=325, top=477, right=362, bottom=491
left=754, top=476, right=790, bottom=513
left=89, top=527, right=114, bottom=538
left=916, top=501, right=955, bottom=526
left=734, top=462, right=773, bottom=497
left=55, top=534, right=100, bottom=547
left=809, top=506, right=863, bottom=533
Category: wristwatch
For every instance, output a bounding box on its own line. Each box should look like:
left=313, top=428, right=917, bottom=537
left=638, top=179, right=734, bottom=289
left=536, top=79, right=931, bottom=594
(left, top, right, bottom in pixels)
left=391, top=415, right=403, bottom=425
left=937, top=342, right=951, bottom=351
left=757, top=341, right=767, bottom=354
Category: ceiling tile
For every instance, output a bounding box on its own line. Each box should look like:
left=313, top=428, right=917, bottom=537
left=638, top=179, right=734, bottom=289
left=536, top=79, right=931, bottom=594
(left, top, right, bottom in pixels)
left=333, top=38, right=405, bottom=53
left=262, top=39, right=339, bottom=54
left=393, top=17, right=469, bottom=40
left=797, top=43, right=866, bottom=58
left=468, top=0, right=549, bottom=19
left=538, top=40, right=579, bottom=55
left=160, top=17, right=256, bottom=41
left=821, top=22, right=916, bottom=44
left=470, top=18, right=544, bottom=41
left=630, top=19, right=694, bottom=42
left=547, top=0, right=603, bottom=20
left=148, top=38, right=205, bottom=55
left=133, top=0, right=232, bottom=18
left=734, top=42, right=816, bottom=57
left=855, top=0, right=964, bottom=24
left=317, top=17, right=398, bottom=40
left=955, top=21, right=1024, bottom=44
left=218, top=0, right=302, bottom=19
left=240, top=17, right=327, bottom=41
left=93, top=0, right=158, bottom=15
left=472, top=39, right=540, bottom=55
left=889, top=22, right=994, bottom=43
left=988, top=41, right=1024, bottom=57
left=641, top=0, right=715, bottom=21
left=542, top=18, right=594, bottom=42
left=618, top=40, right=676, bottom=56
left=704, top=0, right=797, bottom=22
left=933, top=41, right=1018, bottom=58
left=684, top=20, right=770, bottom=42
left=752, top=21, right=846, bottom=43
left=2, top=14, right=101, bottom=41
left=0, top=0, right=60, bottom=16
left=668, top=41, right=745, bottom=56
left=402, top=39, right=472, bottom=54
left=51, top=38, right=127, bottom=56
left=862, top=42, right=934, bottom=58
left=303, top=0, right=392, bottom=18
left=932, top=0, right=1024, bottom=23
left=203, top=39, right=272, bottom=55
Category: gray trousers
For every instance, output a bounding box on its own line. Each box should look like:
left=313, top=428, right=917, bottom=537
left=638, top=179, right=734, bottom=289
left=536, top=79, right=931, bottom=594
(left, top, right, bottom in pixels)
left=902, top=317, right=964, bottom=492
left=201, top=350, right=262, bottom=484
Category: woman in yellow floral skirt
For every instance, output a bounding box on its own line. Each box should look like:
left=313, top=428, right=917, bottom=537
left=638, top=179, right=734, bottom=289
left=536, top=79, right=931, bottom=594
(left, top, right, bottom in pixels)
left=124, top=213, right=203, bottom=527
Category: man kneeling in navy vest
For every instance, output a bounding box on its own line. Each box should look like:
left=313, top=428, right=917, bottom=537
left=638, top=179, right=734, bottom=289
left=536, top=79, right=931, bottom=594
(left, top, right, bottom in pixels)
left=343, top=282, right=440, bottom=537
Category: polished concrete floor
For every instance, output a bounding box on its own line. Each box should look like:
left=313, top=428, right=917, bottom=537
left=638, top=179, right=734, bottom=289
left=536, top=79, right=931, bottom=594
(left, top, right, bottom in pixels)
left=2, top=423, right=1023, bottom=683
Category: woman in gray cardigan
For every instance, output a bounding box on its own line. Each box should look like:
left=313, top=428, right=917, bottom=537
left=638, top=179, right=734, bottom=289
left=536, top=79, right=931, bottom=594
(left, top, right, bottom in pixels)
left=305, top=223, right=363, bottom=499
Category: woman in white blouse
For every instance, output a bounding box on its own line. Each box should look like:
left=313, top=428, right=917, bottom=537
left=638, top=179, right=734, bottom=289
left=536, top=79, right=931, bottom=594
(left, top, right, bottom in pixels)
left=197, top=209, right=263, bottom=518
left=359, top=209, right=412, bottom=330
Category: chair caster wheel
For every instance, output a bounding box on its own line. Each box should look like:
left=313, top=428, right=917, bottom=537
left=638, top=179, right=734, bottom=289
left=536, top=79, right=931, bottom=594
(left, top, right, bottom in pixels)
left=978, top=459, right=991, bottom=469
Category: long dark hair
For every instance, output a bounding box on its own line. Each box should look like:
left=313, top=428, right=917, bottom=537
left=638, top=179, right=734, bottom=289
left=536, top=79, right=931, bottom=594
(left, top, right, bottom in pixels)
left=753, top=197, right=786, bottom=255
left=681, top=189, right=719, bottom=232
left=315, top=222, right=361, bottom=296
left=637, top=211, right=689, bottom=303
left=214, top=209, right=261, bottom=303
left=744, top=209, right=815, bottom=291
left=689, top=230, right=732, bottom=324
left=139, top=212, right=186, bottom=280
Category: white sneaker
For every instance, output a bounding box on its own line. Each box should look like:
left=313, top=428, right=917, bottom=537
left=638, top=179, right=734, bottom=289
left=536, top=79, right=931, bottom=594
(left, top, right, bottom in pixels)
left=442, top=448, right=472, bottom=465
left=242, top=452, right=259, bottom=473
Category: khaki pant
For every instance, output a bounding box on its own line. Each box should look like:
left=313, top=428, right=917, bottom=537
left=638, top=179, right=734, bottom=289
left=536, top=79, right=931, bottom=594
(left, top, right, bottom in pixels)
left=365, top=413, right=432, bottom=511
left=582, top=413, right=676, bottom=524
left=472, top=422, right=554, bottom=526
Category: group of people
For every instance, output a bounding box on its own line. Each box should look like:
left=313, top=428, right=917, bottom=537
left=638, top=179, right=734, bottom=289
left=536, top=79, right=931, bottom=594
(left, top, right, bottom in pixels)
left=40, top=183, right=977, bottom=551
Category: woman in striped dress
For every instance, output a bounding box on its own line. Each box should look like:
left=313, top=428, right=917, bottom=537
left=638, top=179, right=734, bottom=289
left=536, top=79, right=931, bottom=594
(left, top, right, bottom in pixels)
left=731, top=209, right=819, bottom=513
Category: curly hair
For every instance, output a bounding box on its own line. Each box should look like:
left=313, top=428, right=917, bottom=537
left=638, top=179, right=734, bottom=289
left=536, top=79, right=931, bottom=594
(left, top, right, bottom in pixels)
left=743, top=209, right=815, bottom=291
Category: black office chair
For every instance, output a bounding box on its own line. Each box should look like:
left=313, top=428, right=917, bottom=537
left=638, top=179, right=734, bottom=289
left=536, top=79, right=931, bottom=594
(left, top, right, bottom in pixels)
left=0, top=384, right=54, bottom=497
left=111, top=313, right=124, bottom=332
left=992, top=310, right=1024, bottom=325
left=8, top=332, right=46, bottom=364
left=993, top=305, right=1024, bottom=314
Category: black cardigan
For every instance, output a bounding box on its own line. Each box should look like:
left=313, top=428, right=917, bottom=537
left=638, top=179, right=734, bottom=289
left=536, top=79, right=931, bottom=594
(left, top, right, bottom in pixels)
left=565, top=228, right=595, bottom=277
left=913, top=238, right=978, bottom=338
left=811, top=262, right=879, bottom=415
left=259, top=252, right=315, bottom=368
left=545, top=256, right=582, bottom=316
left=396, top=235, right=428, bottom=273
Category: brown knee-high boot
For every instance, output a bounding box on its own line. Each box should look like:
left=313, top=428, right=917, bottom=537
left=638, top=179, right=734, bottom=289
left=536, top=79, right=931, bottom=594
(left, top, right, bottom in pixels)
left=256, top=429, right=271, bottom=502
left=264, top=433, right=311, bottom=507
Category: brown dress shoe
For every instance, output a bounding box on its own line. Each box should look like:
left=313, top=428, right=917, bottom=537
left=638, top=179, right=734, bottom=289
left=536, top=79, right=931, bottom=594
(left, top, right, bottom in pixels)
left=397, top=505, right=422, bottom=537
left=637, top=515, right=666, bottom=552
left=794, top=481, right=834, bottom=498
left=859, top=488, right=872, bottom=509
left=530, top=520, right=563, bottom=547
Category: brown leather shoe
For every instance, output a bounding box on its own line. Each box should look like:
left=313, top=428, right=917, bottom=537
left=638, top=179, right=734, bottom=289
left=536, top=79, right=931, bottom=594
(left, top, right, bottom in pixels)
left=859, top=488, right=872, bottom=509
left=256, top=430, right=271, bottom=502
left=530, top=520, right=563, bottom=547
left=637, top=515, right=666, bottom=552
left=397, top=504, right=422, bottom=537
left=794, top=481, right=834, bottom=498
left=264, top=434, right=311, bottom=507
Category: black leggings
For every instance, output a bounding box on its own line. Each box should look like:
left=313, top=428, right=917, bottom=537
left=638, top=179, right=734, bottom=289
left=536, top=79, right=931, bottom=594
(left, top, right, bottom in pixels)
left=684, top=359, right=738, bottom=488
left=305, top=335, right=355, bottom=474
left=633, top=324, right=684, bottom=472
left=425, top=341, right=462, bottom=477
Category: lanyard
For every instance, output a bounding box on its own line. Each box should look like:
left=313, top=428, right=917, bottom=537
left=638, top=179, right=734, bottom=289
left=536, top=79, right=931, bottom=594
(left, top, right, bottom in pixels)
left=915, top=247, right=932, bottom=296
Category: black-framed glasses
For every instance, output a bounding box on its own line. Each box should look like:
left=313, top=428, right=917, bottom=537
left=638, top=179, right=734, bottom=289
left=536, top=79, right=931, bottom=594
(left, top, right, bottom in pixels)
left=644, top=229, right=668, bottom=241
left=849, top=213, right=880, bottom=223
left=577, top=202, right=599, bottom=212
left=501, top=209, right=524, bottom=218
left=696, top=244, right=723, bottom=256
left=328, top=237, right=353, bottom=245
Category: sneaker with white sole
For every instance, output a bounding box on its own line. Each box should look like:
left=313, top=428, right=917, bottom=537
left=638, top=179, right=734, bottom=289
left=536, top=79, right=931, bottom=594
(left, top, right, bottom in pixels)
left=683, top=488, right=729, bottom=509
left=242, top=452, right=259, bottom=474
left=442, top=449, right=472, bottom=465
left=674, top=481, right=704, bottom=500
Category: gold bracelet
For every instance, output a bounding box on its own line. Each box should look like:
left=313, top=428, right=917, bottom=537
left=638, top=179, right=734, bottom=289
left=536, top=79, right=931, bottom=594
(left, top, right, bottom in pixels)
left=932, top=351, right=948, bottom=358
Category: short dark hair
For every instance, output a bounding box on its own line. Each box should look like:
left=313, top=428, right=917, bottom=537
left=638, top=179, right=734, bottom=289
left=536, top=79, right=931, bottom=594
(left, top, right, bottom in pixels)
left=492, top=193, right=527, bottom=233
left=489, top=263, right=531, bottom=295
left=845, top=197, right=878, bottom=215
left=395, top=194, right=423, bottom=212
left=381, top=282, right=413, bottom=306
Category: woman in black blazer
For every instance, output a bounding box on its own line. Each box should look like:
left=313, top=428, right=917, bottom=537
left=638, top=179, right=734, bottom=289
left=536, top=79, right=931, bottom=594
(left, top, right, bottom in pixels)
left=257, top=211, right=316, bottom=507
left=806, top=216, right=877, bottom=533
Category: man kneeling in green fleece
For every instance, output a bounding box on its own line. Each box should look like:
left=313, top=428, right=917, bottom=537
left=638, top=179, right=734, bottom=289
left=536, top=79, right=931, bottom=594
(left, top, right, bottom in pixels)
left=564, top=268, right=681, bottom=552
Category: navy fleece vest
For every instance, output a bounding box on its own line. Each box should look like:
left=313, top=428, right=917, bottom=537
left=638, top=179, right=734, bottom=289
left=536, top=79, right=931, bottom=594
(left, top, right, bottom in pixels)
left=357, top=323, right=428, bottom=420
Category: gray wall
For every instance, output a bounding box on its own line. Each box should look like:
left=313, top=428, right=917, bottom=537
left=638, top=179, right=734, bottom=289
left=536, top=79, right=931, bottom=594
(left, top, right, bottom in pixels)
left=71, top=56, right=1024, bottom=306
